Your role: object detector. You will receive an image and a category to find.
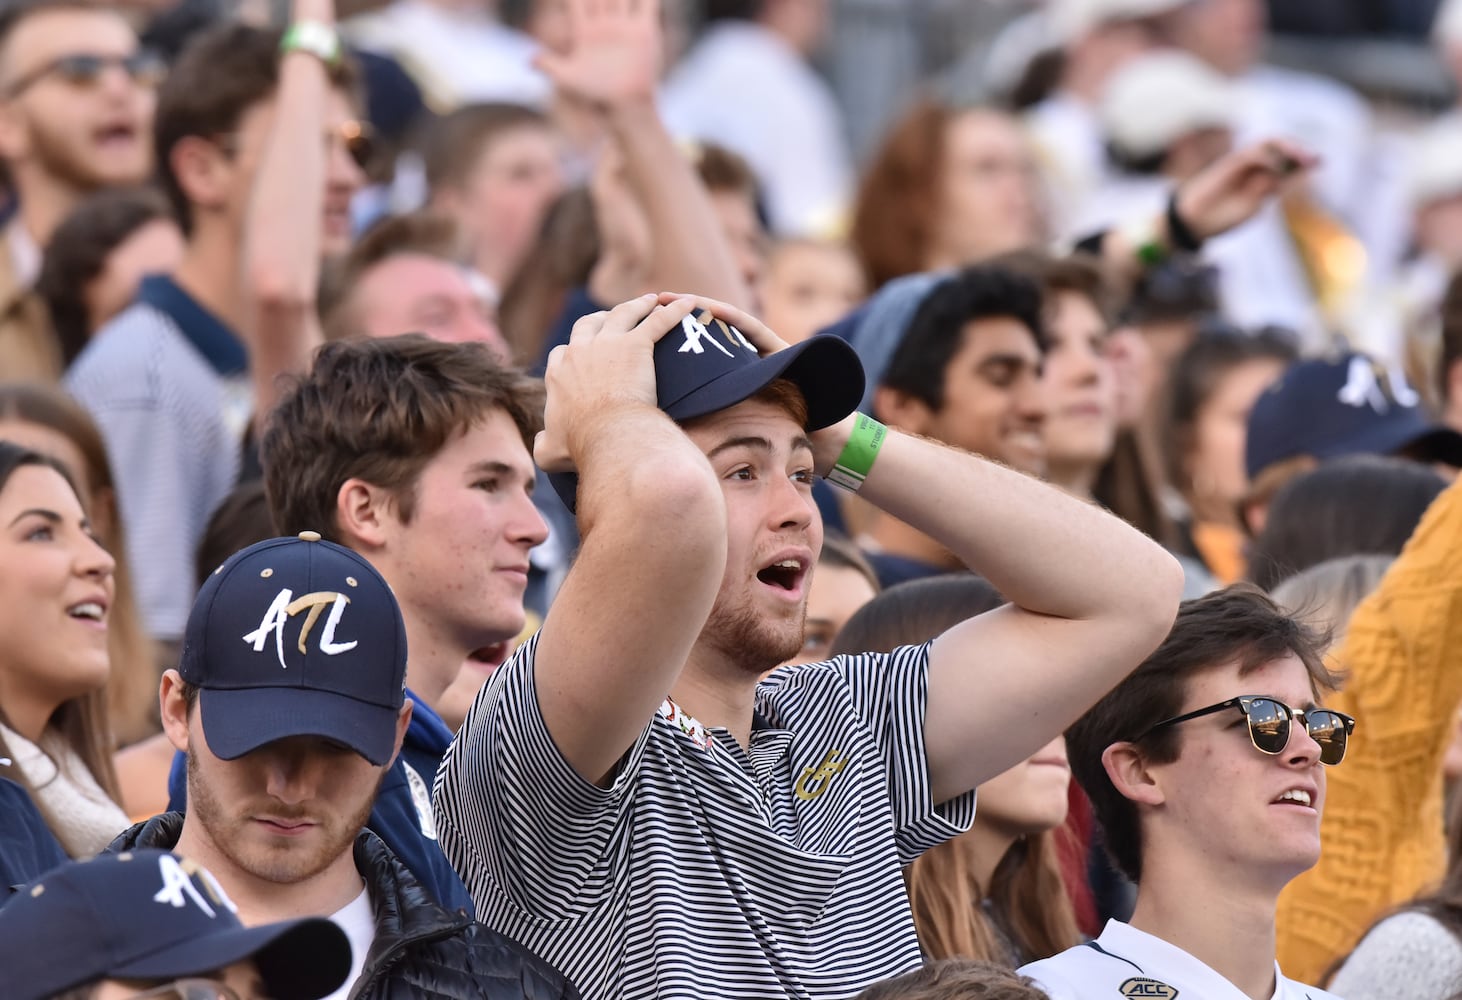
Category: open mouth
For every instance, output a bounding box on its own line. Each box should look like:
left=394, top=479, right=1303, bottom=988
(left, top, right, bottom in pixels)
left=756, top=556, right=808, bottom=595
left=1272, top=788, right=1314, bottom=809
left=67, top=601, right=107, bottom=624
left=93, top=122, right=137, bottom=147
left=466, top=640, right=510, bottom=672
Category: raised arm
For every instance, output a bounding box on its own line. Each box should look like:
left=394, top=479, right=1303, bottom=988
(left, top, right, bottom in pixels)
left=240, top=0, right=346, bottom=424
left=537, top=0, right=752, bottom=309
left=532, top=295, right=728, bottom=785
left=662, top=294, right=1185, bottom=802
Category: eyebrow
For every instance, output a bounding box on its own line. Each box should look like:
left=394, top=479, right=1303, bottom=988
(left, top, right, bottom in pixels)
left=707, top=434, right=815, bottom=461
left=8, top=508, right=61, bottom=528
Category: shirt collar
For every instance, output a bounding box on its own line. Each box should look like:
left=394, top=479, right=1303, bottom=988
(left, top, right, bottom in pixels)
left=135, top=274, right=247, bottom=375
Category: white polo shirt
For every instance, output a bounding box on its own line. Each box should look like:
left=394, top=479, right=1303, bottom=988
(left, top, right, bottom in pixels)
left=434, top=635, right=975, bottom=1000
left=1020, top=920, right=1343, bottom=1000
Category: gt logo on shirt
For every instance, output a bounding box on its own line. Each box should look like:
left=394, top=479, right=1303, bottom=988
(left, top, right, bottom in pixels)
left=794, top=749, right=847, bottom=801
left=1120, top=978, right=1178, bottom=998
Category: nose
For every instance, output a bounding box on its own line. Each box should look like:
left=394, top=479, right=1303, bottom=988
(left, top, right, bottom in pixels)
left=769, top=470, right=815, bottom=530
left=514, top=490, right=551, bottom=548
left=328, top=135, right=367, bottom=191
left=1016, top=374, right=1048, bottom=423
left=1284, top=714, right=1323, bottom=767
left=76, top=532, right=116, bottom=582
left=261, top=740, right=321, bottom=804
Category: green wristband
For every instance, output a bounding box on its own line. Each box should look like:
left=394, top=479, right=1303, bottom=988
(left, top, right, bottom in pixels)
left=827, top=413, right=886, bottom=492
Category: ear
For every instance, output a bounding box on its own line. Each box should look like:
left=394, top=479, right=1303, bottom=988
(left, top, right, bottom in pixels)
left=387, top=699, right=414, bottom=768
left=1102, top=741, right=1167, bottom=808
left=335, top=476, right=395, bottom=551
left=159, top=669, right=191, bottom=754
left=168, top=135, right=232, bottom=216
left=873, top=385, right=933, bottom=436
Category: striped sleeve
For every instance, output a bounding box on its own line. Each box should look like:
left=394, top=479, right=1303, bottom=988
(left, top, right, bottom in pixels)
left=434, top=633, right=653, bottom=920
left=827, top=643, right=976, bottom=863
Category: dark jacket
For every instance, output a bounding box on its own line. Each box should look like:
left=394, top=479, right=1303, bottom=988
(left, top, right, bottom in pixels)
left=108, top=814, right=579, bottom=1000
left=164, top=689, right=475, bottom=916
left=0, top=776, right=66, bottom=896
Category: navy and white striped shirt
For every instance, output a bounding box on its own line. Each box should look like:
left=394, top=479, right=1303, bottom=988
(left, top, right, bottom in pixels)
left=434, top=635, right=975, bottom=1000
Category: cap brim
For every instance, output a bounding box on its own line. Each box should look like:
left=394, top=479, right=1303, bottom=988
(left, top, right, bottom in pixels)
left=199, top=686, right=399, bottom=765
left=551, top=336, right=864, bottom=513
left=1397, top=426, right=1462, bottom=467
left=1307, top=416, right=1462, bottom=468
left=111, top=917, right=352, bottom=1000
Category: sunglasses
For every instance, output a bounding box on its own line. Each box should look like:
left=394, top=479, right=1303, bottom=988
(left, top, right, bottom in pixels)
left=126, top=979, right=241, bottom=1000
left=1137, top=695, right=1356, bottom=766
left=4, top=51, right=166, bottom=98
left=215, top=119, right=376, bottom=172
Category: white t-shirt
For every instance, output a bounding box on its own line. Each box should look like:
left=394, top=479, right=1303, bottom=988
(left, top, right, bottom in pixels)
left=326, top=885, right=376, bottom=1000
left=1020, top=919, right=1343, bottom=1000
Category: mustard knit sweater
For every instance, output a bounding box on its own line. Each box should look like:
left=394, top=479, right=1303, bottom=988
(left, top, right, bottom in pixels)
left=1276, top=476, right=1462, bottom=983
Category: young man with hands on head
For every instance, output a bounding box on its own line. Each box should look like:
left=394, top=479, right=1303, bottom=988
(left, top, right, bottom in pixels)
left=435, top=273, right=1185, bottom=999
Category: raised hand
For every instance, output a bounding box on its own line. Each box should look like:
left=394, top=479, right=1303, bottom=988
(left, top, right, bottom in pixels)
left=534, top=0, right=662, bottom=111
left=1175, top=138, right=1319, bottom=241
left=536, top=294, right=697, bottom=473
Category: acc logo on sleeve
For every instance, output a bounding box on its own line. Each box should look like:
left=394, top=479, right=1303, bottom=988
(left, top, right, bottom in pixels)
left=1120, top=978, right=1179, bottom=999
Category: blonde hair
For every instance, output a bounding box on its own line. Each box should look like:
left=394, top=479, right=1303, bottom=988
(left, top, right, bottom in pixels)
left=1269, top=554, right=1393, bottom=653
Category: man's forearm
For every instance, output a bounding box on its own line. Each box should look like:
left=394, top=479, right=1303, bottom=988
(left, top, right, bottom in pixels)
left=846, top=426, right=1181, bottom=622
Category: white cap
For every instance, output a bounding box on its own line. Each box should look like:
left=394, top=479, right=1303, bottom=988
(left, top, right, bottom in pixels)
left=1050, top=0, right=1193, bottom=43
left=1409, top=117, right=1462, bottom=208
left=1099, top=50, right=1237, bottom=160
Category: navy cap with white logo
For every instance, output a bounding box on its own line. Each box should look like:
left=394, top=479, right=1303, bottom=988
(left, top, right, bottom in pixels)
left=181, top=532, right=408, bottom=765
left=1245, top=353, right=1462, bottom=480
left=550, top=308, right=866, bottom=511
left=0, top=849, right=351, bottom=1000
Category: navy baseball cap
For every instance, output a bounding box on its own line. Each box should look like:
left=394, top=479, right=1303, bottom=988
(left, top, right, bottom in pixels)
left=550, top=308, right=865, bottom=511
left=181, top=532, right=408, bottom=765
left=0, top=849, right=351, bottom=1000
left=1245, top=353, right=1462, bottom=480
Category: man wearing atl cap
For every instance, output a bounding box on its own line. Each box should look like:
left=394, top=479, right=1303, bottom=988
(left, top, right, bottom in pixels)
left=1243, top=351, right=1462, bottom=533
left=0, top=848, right=350, bottom=1000
left=109, top=534, right=578, bottom=1000
left=435, top=292, right=1184, bottom=999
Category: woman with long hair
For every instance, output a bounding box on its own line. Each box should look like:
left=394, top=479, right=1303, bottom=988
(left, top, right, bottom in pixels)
left=831, top=574, right=1082, bottom=965
left=0, top=383, right=158, bottom=748
left=0, top=439, right=127, bottom=857
left=851, top=99, right=1044, bottom=291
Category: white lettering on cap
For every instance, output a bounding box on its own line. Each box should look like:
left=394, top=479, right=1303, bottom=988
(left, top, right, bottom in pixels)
left=242, top=588, right=360, bottom=670
left=677, top=313, right=754, bottom=358
left=1337, top=356, right=1420, bottom=413
left=153, top=854, right=218, bottom=917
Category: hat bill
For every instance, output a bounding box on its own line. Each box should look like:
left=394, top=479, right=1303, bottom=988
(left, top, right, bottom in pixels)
left=111, top=917, right=351, bottom=1000
left=198, top=685, right=400, bottom=765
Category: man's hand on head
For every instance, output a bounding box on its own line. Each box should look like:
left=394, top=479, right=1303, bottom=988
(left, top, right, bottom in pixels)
left=655, top=292, right=856, bottom=476
left=535, top=294, right=698, bottom=473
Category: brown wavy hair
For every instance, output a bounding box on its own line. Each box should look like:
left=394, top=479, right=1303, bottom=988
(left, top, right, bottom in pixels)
left=0, top=383, right=157, bottom=748
left=851, top=98, right=950, bottom=291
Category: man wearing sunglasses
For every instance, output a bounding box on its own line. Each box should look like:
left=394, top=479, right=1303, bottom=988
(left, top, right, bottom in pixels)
left=0, top=0, right=159, bottom=382
left=1020, top=585, right=1349, bottom=1000
left=0, top=848, right=352, bottom=1000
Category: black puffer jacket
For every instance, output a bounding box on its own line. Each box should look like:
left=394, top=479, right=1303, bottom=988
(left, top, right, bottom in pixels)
left=109, top=814, right=579, bottom=1000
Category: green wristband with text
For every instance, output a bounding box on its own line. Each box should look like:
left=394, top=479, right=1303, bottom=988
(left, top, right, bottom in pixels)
left=827, top=413, right=886, bottom=492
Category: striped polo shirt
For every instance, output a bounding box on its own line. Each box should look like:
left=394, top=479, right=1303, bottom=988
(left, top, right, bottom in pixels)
left=434, top=634, right=975, bottom=1000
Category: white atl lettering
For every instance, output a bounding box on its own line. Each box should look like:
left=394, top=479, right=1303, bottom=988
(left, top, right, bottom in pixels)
left=241, top=587, right=359, bottom=669
left=153, top=854, right=217, bottom=918
left=1337, top=356, right=1419, bottom=413
left=678, top=315, right=735, bottom=358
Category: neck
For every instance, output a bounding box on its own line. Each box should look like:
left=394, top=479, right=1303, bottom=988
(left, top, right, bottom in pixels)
left=672, top=649, right=760, bottom=749
left=173, top=813, right=367, bottom=926
left=864, top=514, right=962, bottom=572
left=0, top=679, right=57, bottom=745
left=960, top=820, right=1019, bottom=901
left=171, top=225, right=244, bottom=332
left=13, top=171, right=83, bottom=248
left=1129, top=848, right=1285, bottom=1000
left=1046, top=461, right=1097, bottom=501
left=399, top=613, right=471, bottom=712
